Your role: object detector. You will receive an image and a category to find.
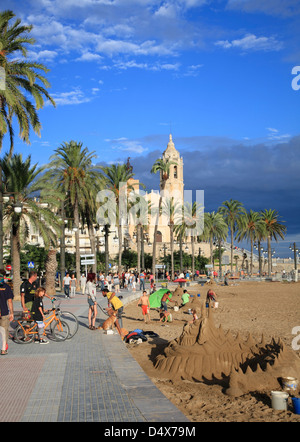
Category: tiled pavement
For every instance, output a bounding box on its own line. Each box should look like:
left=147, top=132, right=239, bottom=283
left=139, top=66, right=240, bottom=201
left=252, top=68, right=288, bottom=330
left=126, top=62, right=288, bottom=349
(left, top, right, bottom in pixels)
left=0, top=289, right=189, bottom=423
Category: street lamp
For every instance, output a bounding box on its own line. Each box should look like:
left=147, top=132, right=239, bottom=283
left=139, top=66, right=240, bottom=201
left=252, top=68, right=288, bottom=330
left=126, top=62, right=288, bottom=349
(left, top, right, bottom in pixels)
left=13, top=201, right=23, bottom=213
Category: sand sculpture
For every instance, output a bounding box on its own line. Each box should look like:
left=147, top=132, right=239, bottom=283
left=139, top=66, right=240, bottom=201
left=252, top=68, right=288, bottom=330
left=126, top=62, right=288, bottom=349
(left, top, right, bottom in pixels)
left=155, top=301, right=300, bottom=397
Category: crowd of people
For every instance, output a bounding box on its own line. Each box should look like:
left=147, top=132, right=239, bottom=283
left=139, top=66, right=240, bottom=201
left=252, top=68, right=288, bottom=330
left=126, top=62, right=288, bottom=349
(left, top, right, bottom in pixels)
left=0, top=265, right=219, bottom=353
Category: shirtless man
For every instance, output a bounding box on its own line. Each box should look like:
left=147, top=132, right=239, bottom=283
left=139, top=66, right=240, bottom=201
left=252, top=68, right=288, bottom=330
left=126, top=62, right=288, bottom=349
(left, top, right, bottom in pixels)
left=160, top=291, right=175, bottom=313
left=137, top=290, right=151, bottom=323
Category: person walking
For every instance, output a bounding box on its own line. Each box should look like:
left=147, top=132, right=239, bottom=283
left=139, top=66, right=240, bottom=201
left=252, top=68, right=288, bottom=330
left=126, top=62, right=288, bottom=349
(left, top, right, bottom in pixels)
left=86, top=273, right=97, bottom=330
left=63, top=273, right=71, bottom=298
left=0, top=271, right=14, bottom=355
left=139, top=270, right=145, bottom=291
left=80, top=273, right=87, bottom=295
left=70, top=274, right=77, bottom=298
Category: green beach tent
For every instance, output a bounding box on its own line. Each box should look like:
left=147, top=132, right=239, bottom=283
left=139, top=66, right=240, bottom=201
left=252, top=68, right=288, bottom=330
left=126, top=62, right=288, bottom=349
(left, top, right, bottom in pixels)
left=149, top=288, right=172, bottom=308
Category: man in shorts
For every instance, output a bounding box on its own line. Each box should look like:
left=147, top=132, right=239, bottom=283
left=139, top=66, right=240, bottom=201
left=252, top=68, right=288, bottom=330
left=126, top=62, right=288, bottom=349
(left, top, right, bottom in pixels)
left=20, top=271, right=39, bottom=312
left=160, top=291, right=175, bottom=313
left=137, top=290, right=151, bottom=323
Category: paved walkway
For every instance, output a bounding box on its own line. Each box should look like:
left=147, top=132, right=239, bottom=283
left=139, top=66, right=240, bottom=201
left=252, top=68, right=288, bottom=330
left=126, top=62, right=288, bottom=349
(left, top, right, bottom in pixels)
left=0, top=288, right=189, bottom=423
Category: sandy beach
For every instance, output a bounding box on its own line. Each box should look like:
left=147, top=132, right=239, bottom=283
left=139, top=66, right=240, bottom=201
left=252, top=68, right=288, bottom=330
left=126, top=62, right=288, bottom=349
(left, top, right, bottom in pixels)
left=122, top=280, right=300, bottom=422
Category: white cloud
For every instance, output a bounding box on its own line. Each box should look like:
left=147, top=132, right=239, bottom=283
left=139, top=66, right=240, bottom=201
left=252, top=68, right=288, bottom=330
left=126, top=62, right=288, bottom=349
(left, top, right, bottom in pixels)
left=75, top=52, right=103, bottom=62
left=49, top=87, right=92, bottom=106
left=106, top=137, right=148, bottom=154
left=215, top=33, right=283, bottom=52
left=27, top=49, right=58, bottom=61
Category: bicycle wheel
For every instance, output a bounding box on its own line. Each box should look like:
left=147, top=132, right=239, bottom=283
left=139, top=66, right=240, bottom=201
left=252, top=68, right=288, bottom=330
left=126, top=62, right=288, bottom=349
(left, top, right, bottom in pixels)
left=51, top=320, right=70, bottom=342
left=59, top=311, right=79, bottom=339
left=14, top=323, right=35, bottom=344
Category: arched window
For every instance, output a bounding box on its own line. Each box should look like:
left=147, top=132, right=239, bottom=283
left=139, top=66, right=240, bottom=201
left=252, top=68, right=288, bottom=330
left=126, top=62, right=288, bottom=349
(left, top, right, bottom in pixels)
left=174, top=165, right=178, bottom=178
left=156, top=231, right=162, bottom=243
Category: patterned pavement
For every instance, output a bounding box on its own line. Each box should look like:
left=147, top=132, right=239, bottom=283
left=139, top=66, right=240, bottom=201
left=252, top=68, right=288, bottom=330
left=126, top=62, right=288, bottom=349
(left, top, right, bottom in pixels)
left=0, top=289, right=189, bottom=423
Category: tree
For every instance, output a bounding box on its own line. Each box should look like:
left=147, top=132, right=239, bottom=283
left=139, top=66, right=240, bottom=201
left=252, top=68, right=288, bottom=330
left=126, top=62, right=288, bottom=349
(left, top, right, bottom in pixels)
left=260, top=209, right=286, bottom=276
left=44, top=141, right=98, bottom=285
left=150, top=157, right=177, bottom=275
left=100, top=164, right=135, bottom=273
left=236, top=210, right=265, bottom=275
left=0, top=10, right=55, bottom=155
left=162, top=196, right=182, bottom=280
left=219, top=199, right=245, bottom=272
left=203, top=211, right=228, bottom=269
left=1, top=153, right=61, bottom=296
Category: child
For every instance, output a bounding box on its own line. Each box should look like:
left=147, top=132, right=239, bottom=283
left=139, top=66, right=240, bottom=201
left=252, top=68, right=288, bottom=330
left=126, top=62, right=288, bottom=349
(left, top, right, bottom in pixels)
left=31, top=287, right=49, bottom=344
left=137, top=290, right=151, bottom=323
left=188, top=308, right=198, bottom=324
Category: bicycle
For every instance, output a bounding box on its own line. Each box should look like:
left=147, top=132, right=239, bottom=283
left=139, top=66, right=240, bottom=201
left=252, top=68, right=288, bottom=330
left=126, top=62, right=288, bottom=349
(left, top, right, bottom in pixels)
left=49, top=298, right=79, bottom=339
left=14, top=305, right=70, bottom=344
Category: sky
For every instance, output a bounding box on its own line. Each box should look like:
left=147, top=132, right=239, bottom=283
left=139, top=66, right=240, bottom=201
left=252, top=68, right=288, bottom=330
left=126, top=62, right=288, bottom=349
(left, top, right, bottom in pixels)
left=1, top=0, right=300, bottom=258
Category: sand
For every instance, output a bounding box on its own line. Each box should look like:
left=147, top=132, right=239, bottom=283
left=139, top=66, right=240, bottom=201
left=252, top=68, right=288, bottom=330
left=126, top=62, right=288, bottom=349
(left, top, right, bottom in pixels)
left=122, top=280, right=300, bottom=422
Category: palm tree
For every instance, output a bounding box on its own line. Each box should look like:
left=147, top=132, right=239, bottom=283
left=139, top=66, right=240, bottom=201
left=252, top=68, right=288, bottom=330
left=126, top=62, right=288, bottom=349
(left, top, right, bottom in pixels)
left=1, top=153, right=61, bottom=296
left=236, top=210, right=265, bottom=275
left=219, top=199, right=245, bottom=272
left=99, top=164, right=135, bottom=273
left=203, top=211, right=228, bottom=269
left=183, top=201, right=203, bottom=278
left=44, top=141, right=98, bottom=285
left=162, top=196, right=182, bottom=280
left=0, top=10, right=55, bottom=155
left=260, top=209, right=286, bottom=276
left=150, top=157, right=177, bottom=275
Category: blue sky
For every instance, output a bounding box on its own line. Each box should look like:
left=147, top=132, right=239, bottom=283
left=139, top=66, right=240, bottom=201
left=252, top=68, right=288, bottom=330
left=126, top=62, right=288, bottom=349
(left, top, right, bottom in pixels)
left=1, top=0, right=300, bottom=258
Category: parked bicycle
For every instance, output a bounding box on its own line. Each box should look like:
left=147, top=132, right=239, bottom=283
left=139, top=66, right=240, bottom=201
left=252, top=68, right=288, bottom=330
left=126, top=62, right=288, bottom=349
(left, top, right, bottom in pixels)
left=14, top=303, right=70, bottom=344
left=49, top=298, right=79, bottom=339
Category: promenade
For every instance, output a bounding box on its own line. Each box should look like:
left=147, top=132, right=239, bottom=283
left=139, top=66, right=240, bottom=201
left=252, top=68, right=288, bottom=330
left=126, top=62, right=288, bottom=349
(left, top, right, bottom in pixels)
left=0, top=287, right=189, bottom=423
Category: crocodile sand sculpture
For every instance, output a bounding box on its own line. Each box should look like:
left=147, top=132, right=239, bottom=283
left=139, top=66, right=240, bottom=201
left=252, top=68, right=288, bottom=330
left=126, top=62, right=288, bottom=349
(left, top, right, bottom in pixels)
left=155, top=302, right=300, bottom=396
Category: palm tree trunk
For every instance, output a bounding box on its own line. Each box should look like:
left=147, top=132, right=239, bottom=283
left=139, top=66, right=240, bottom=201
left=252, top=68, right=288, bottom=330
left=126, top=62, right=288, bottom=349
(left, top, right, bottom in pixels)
left=191, top=235, right=195, bottom=280
left=118, top=223, right=122, bottom=274
left=179, top=235, right=183, bottom=272
left=230, top=227, right=234, bottom=272
left=258, top=239, right=262, bottom=276
left=267, top=235, right=271, bottom=276
left=250, top=238, right=253, bottom=276
left=74, top=199, right=80, bottom=288
left=137, top=224, right=141, bottom=275
left=152, top=195, right=162, bottom=275
left=104, top=225, right=109, bottom=275
left=88, top=224, right=97, bottom=274
left=12, top=222, right=21, bottom=300
left=170, top=223, right=174, bottom=280
left=141, top=225, right=145, bottom=269
left=45, top=248, right=57, bottom=296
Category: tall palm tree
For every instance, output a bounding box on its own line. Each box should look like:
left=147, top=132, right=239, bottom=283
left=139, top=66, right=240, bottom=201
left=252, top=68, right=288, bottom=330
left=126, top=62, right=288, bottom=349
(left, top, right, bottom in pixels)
left=236, top=210, right=265, bottom=275
left=162, top=196, right=182, bottom=280
left=183, top=201, right=203, bottom=278
left=0, top=10, right=55, bottom=155
left=150, top=157, right=177, bottom=275
left=100, top=164, right=135, bottom=274
left=1, top=153, right=61, bottom=296
left=0, top=10, right=56, bottom=269
left=260, top=209, right=286, bottom=276
left=44, top=141, right=98, bottom=285
left=203, top=211, right=228, bottom=269
left=219, top=199, right=245, bottom=272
